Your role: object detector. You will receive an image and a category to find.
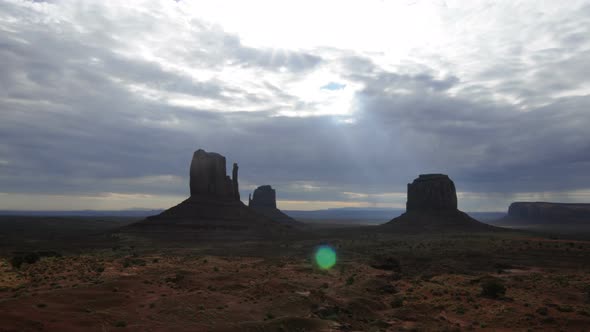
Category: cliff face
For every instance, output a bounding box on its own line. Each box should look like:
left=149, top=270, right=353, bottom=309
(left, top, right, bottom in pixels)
left=189, top=149, right=239, bottom=200
left=124, top=149, right=298, bottom=241
left=383, top=174, right=496, bottom=232
left=249, top=185, right=277, bottom=209
left=248, top=185, right=301, bottom=225
left=406, top=174, right=458, bottom=212
left=508, top=202, right=590, bottom=223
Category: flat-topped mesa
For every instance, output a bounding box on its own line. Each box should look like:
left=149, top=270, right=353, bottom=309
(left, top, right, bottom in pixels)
left=383, top=173, right=496, bottom=232
left=406, top=174, right=458, bottom=212
left=508, top=202, right=590, bottom=223
left=189, top=149, right=239, bottom=200
left=249, top=185, right=277, bottom=209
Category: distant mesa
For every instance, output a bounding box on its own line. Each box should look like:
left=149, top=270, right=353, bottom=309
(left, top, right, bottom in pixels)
left=382, top=173, right=497, bottom=232
left=122, top=149, right=296, bottom=240
left=249, top=185, right=301, bottom=225
left=503, top=202, right=590, bottom=224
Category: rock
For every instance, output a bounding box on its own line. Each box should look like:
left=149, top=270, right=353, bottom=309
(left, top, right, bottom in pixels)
left=406, top=174, right=457, bottom=211
left=507, top=202, right=590, bottom=224
left=249, top=185, right=277, bottom=209
left=248, top=185, right=302, bottom=226
left=189, top=149, right=238, bottom=200
left=232, top=163, right=240, bottom=201
left=383, top=174, right=497, bottom=232
left=123, top=149, right=300, bottom=241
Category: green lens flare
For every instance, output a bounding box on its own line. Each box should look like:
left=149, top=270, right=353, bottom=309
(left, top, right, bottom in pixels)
left=315, top=245, right=336, bottom=270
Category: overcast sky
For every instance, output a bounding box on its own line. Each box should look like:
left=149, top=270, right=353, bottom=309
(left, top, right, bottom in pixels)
left=1, top=0, right=590, bottom=211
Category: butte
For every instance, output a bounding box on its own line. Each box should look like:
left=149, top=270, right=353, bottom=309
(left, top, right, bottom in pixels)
left=122, top=149, right=297, bottom=241
left=248, top=185, right=302, bottom=226
left=381, top=174, right=498, bottom=232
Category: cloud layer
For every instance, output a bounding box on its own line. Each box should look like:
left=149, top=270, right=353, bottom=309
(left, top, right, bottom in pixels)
left=1, top=0, right=590, bottom=211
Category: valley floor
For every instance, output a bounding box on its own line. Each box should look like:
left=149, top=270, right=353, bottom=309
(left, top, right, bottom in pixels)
left=1, top=231, right=590, bottom=331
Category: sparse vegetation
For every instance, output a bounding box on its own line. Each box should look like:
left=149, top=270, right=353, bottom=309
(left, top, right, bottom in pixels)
left=390, top=296, right=404, bottom=308
left=536, top=307, right=549, bottom=316
left=480, top=277, right=506, bottom=299
left=1, top=218, right=590, bottom=331
left=345, top=276, right=355, bottom=286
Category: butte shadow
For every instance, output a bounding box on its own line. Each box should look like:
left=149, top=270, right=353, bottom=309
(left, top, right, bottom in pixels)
left=121, top=149, right=299, bottom=241
left=380, top=174, right=500, bottom=233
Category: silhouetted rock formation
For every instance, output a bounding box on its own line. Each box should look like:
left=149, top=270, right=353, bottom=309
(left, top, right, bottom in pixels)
left=232, top=163, right=240, bottom=201
left=505, top=202, right=590, bottom=224
left=382, top=174, right=497, bottom=232
left=249, top=185, right=277, bottom=209
left=189, top=149, right=239, bottom=200
left=249, top=185, right=301, bottom=225
left=123, top=149, right=297, bottom=241
left=406, top=174, right=457, bottom=211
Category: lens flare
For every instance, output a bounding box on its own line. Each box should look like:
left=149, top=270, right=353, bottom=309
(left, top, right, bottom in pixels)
left=315, top=245, right=336, bottom=270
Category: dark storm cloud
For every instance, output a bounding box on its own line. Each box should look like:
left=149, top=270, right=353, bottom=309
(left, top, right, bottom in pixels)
left=341, top=57, right=590, bottom=194
left=1, top=0, right=590, bottom=210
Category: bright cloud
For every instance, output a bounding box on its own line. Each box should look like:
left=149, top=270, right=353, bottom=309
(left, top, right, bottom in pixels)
left=1, top=0, right=590, bottom=211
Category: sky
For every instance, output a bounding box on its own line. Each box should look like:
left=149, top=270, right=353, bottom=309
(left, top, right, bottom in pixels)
left=1, top=0, right=590, bottom=212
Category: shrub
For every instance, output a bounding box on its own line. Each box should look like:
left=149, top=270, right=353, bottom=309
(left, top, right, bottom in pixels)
left=536, top=307, right=549, bottom=316
left=390, top=296, right=404, bottom=308
left=10, top=252, right=46, bottom=269
left=345, top=276, right=355, bottom=286
left=10, top=256, right=25, bottom=269
left=114, top=321, right=127, bottom=328
left=480, top=278, right=506, bottom=299
left=122, top=257, right=146, bottom=268
left=557, top=305, right=574, bottom=313
left=371, top=256, right=401, bottom=273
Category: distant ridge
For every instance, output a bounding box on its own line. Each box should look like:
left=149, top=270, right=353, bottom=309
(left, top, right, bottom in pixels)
left=0, top=210, right=163, bottom=217
left=496, top=201, right=590, bottom=225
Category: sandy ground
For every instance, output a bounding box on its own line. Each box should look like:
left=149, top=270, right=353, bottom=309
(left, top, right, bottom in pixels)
left=1, top=238, right=590, bottom=331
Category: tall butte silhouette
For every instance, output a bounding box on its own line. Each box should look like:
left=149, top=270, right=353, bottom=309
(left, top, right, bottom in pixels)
left=123, top=149, right=297, bottom=240
left=382, top=174, right=497, bottom=232
left=249, top=185, right=302, bottom=226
